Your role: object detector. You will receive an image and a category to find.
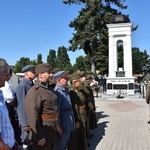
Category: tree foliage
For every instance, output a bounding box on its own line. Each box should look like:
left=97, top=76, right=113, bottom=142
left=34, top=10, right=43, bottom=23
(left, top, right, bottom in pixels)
left=56, top=46, right=72, bottom=70
left=72, top=56, right=85, bottom=72
left=132, top=47, right=150, bottom=75
left=47, top=49, right=57, bottom=70
left=13, top=57, right=32, bottom=73
left=37, top=54, right=43, bottom=64
left=65, top=0, right=127, bottom=74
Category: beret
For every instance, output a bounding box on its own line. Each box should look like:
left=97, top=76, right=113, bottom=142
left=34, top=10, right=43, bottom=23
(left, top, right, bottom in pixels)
left=22, top=65, right=35, bottom=73
left=53, top=70, right=68, bottom=80
left=35, top=63, right=51, bottom=75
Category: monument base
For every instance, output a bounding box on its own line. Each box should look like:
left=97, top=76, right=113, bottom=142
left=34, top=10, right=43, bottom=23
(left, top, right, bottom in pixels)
left=106, top=77, right=135, bottom=95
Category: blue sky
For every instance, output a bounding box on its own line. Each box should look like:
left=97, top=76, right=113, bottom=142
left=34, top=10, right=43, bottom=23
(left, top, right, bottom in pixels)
left=0, top=0, right=149, bottom=66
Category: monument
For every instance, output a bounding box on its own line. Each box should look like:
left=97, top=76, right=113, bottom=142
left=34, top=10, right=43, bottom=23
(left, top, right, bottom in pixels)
left=106, top=13, right=135, bottom=95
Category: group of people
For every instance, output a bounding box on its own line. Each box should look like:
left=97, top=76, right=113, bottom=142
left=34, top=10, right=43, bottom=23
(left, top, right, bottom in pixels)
left=0, top=57, right=98, bottom=150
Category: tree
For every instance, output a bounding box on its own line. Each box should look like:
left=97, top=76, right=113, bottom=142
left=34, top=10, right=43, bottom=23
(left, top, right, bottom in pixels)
left=132, top=47, right=150, bottom=75
left=73, top=56, right=85, bottom=72
left=64, top=0, right=127, bottom=75
left=47, top=49, right=57, bottom=70
left=13, top=57, right=32, bottom=73
left=37, top=54, right=43, bottom=64
left=56, top=46, right=72, bottom=70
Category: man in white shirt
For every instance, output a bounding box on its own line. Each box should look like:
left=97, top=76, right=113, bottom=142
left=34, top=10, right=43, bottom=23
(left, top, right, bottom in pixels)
left=0, top=58, right=16, bottom=149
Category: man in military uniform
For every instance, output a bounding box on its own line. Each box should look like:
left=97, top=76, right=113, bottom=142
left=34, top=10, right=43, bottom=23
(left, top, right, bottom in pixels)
left=85, top=74, right=97, bottom=130
left=54, top=70, right=75, bottom=150
left=16, top=65, right=36, bottom=150
left=78, top=71, right=94, bottom=141
left=68, top=73, right=88, bottom=150
left=25, top=63, right=62, bottom=150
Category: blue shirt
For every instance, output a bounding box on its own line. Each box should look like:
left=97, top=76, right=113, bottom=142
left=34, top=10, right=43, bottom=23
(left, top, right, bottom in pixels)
left=54, top=84, right=75, bottom=132
left=0, top=90, right=15, bottom=148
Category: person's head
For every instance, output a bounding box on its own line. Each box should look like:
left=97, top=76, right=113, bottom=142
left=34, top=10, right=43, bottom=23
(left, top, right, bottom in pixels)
left=6, top=66, right=13, bottom=81
left=70, top=73, right=81, bottom=88
left=53, top=70, right=69, bottom=87
left=0, top=58, right=9, bottom=87
left=79, top=71, right=86, bottom=82
left=22, top=65, right=35, bottom=80
left=50, top=68, right=63, bottom=82
left=35, top=63, right=51, bottom=83
left=85, top=74, right=93, bottom=83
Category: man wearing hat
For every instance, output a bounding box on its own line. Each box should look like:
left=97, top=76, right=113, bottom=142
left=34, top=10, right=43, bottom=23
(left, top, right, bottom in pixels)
left=78, top=71, right=94, bottom=141
left=85, top=74, right=97, bottom=130
left=25, top=63, right=62, bottom=150
left=16, top=64, right=35, bottom=150
left=68, top=73, right=88, bottom=150
left=54, top=70, right=75, bottom=150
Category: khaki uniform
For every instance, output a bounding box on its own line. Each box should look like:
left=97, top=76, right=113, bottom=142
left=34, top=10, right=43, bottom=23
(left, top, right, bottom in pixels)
left=68, top=85, right=88, bottom=150
left=79, top=83, right=94, bottom=139
left=84, top=82, right=97, bottom=129
left=146, top=80, right=150, bottom=104
left=25, top=80, right=59, bottom=150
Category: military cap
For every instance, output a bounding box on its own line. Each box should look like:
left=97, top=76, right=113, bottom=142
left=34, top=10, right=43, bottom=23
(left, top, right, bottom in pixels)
left=35, top=63, right=51, bottom=75
left=86, top=74, right=93, bottom=80
left=80, top=71, right=86, bottom=77
left=53, top=70, right=68, bottom=80
left=51, top=68, right=63, bottom=74
left=22, top=65, right=35, bottom=73
left=70, top=73, right=81, bottom=82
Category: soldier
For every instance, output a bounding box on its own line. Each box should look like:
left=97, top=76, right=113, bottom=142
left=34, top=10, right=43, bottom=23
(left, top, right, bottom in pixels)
left=79, top=71, right=94, bottom=140
left=16, top=65, right=36, bottom=149
left=143, top=75, right=150, bottom=124
left=68, top=73, right=88, bottom=150
left=85, top=74, right=97, bottom=130
left=25, top=63, right=62, bottom=150
left=53, top=70, right=75, bottom=150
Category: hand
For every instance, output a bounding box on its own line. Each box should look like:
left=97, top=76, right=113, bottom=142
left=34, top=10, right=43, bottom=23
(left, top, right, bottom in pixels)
left=57, top=127, right=62, bottom=136
left=23, top=126, right=30, bottom=131
left=75, top=122, right=80, bottom=129
left=38, top=138, right=46, bottom=146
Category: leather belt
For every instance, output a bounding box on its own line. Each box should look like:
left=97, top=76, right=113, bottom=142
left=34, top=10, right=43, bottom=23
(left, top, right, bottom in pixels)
left=41, top=113, right=59, bottom=119
left=77, top=105, right=85, bottom=109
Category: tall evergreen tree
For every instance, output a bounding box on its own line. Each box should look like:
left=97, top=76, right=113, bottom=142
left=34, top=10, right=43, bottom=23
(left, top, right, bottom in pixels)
left=64, top=0, right=127, bottom=75
left=73, top=56, right=85, bottom=72
left=47, top=49, right=57, bottom=70
left=56, top=46, right=72, bottom=69
left=37, top=54, right=43, bottom=64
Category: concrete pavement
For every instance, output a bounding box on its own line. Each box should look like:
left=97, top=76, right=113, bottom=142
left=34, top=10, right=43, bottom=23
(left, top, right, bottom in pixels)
left=88, top=97, right=150, bottom=150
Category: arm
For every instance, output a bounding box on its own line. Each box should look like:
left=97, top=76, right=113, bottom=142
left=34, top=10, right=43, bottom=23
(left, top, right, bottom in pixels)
left=69, top=90, right=80, bottom=127
left=16, top=85, right=28, bottom=127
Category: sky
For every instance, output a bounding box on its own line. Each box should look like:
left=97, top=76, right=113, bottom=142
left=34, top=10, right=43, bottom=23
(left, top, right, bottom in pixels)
left=0, top=0, right=150, bottom=66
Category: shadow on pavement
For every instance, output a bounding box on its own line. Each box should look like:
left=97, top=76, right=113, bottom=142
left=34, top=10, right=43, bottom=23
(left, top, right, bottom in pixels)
left=96, top=111, right=109, bottom=120
left=88, top=111, right=109, bottom=150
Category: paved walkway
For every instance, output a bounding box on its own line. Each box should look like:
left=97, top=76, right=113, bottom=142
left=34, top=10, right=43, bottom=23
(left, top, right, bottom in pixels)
left=88, top=98, right=150, bottom=150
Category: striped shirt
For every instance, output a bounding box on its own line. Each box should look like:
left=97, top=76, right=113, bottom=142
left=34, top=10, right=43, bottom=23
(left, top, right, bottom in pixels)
left=0, top=90, right=15, bottom=148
